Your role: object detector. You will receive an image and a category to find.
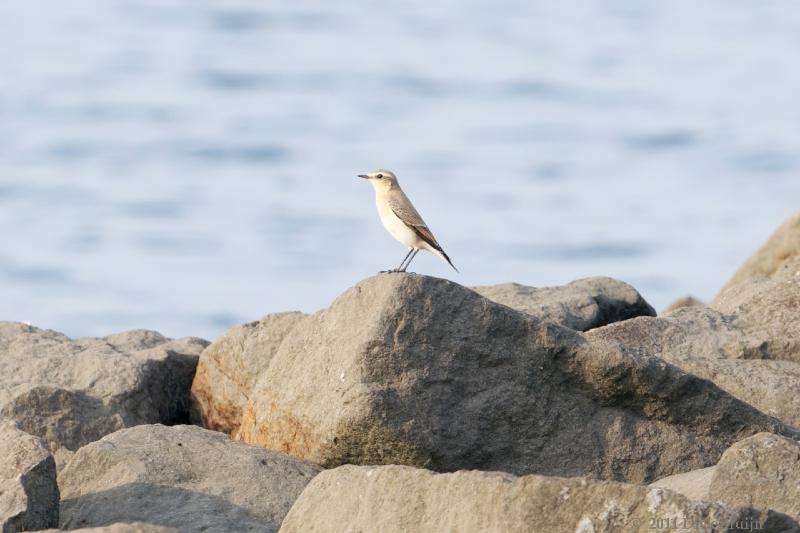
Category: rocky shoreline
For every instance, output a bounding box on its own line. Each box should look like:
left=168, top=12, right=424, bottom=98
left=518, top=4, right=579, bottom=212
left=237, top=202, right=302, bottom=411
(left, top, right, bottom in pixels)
left=2, top=212, right=799, bottom=532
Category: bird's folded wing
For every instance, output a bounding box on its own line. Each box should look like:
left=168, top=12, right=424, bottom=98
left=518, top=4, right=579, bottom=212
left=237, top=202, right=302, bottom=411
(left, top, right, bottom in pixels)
left=388, top=193, right=442, bottom=251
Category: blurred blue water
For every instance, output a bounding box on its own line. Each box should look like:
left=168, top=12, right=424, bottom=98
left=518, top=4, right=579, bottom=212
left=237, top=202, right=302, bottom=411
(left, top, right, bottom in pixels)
left=1, top=1, right=798, bottom=340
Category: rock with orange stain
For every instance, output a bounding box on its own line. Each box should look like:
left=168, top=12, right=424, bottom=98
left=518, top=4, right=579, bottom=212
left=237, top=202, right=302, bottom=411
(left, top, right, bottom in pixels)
left=236, top=274, right=796, bottom=484
left=190, top=312, right=305, bottom=434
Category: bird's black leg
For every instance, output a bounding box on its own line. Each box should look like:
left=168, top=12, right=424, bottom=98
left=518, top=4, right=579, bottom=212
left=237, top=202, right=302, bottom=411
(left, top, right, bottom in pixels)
left=399, top=249, right=419, bottom=272
left=383, top=249, right=414, bottom=273
left=395, top=249, right=415, bottom=272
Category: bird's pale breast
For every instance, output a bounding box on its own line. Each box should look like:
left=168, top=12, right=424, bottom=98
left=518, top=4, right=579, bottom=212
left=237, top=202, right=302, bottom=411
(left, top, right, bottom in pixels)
left=376, top=196, right=421, bottom=248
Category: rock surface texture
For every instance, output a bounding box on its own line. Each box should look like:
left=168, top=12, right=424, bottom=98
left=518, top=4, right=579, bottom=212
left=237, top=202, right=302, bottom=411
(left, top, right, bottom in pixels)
left=663, top=295, right=705, bottom=313
left=236, top=274, right=796, bottom=483
left=712, top=255, right=800, bottom=364
left=650, top=433, right=800, bottom=529
left=709, top=432, right=800, bottom=524
left=43, top=524, right=175, bottom=533
left=278, top=464, right=758, bottom=533
left=191, top=312, right=305, bottom=435
left=58, top=424, right=321, bottom=533
left=649, top=466, right=716, bottom=502
left=0, top=323, right=207, bottom=463
left=715, top=211, right=800, bottom=298
left=588, top=255, right=800, bottom=427
left=472, top=276, right=655, bottom=331
left=0, top=419, right=59, bottom=532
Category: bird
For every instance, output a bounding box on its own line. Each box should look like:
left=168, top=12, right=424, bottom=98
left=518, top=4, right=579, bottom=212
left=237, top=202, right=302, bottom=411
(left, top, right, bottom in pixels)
left=358, top=169, right=458, bottom=273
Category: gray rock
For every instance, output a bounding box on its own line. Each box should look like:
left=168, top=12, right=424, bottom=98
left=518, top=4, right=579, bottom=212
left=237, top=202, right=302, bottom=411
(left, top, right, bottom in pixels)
left=191, top=312, right=305, bottom=435
left=715, top=211, right=800, bottom=299
left=0, top=323, right=208, bottom=460
left=278, top=464, right=759, bottom=533
left=472, top=276, right=655, bottom=331
left=712, top=255, right=800, bottom=364
left=0, top=419, right=59, bottom=532
left=587, top=258, right=800, bottom=427
left=58, top=424, right=321, bottom=533
left=674, top=357, right=800, bottom=429
left=42, top=524, right=175, bottom=533
left=650, top=433, right=800, bottom=529
left=236, top=274, right=795, bottom=483
left=663, top=295, right=705, bottom=314
left=710, top=432, right=800, bottom=523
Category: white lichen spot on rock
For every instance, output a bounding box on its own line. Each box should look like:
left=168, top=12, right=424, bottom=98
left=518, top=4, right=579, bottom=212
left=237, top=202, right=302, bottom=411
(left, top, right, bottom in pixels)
left=647, top=488, right=663, bottom=513
left=559, top=486, right=570, bottom=501
left=597, top=500, right=628, bottom=530
left=575, top=517, right=595, bottom=533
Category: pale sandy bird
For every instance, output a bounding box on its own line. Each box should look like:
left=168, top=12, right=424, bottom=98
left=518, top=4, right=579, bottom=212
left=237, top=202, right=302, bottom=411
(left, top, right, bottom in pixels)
left=358, top=169, right=457, bottom=273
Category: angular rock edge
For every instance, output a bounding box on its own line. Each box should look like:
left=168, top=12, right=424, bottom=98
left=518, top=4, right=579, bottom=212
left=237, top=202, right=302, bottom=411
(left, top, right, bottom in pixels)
left=588, top=255, right=800, bottom=427
left=0, top=420, right=59, bottom=532
left=58, top=424, right=321, bottom=533
left=652, top=432, right=800, bottom=525
left=191, top=312, right=306, bottom=435
left=0, top=323, right=208, bottom=460
left=472, top=276, right=656, bottom=331
left=278, top=464, right=789, bottom=533
left=715, top=210, right=800, bottom=299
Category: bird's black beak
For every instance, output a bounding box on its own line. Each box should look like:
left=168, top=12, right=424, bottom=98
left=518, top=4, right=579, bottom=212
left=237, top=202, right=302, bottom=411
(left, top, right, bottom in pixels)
left=357, top=174, right=369, bottom=179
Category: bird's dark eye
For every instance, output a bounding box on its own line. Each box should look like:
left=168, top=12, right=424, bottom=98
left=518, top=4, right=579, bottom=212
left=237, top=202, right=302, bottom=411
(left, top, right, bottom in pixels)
left=376, top=173, right=383, bottom=179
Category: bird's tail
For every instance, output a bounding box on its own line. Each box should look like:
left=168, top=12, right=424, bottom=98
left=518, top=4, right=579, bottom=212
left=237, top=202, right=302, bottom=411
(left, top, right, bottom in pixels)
left=435, top=248, right=459, bottom=273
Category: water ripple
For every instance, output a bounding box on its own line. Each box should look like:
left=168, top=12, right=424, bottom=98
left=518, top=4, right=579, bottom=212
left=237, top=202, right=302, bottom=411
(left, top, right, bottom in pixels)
left=507, top=242, right=650, bottom=261
left=731, top=149, right=795, bottom=174
left=624, top=130, right=697, bottom=151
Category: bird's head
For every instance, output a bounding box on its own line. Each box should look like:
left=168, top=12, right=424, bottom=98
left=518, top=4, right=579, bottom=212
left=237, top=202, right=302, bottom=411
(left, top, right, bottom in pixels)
left=358, top=169, right=398, bottom=190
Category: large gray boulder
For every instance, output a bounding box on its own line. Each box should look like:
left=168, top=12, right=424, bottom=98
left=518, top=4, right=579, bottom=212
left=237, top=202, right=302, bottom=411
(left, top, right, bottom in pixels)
left=472, top=276, right=655, bottom=331
left=278, top=465, right=760, bottom=533
left=0, top=323, right=207, bottom=465
left=236, top=274, right=795, bottom=483
left=195, top=277, right=653, bottom=437
left=0, top=419, right=59, bottom=532
left=587, top=256, right=800, bottom=427
left=715, top=211, right=800, bottom=299
left=191, top=312, right=305, bottom=435
left=58, top=424, right=321, bottom=532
